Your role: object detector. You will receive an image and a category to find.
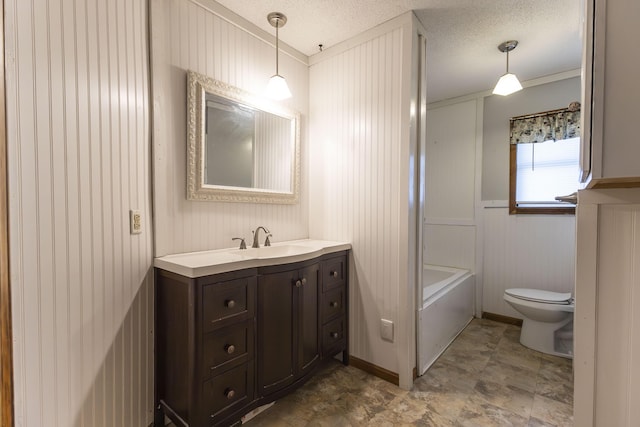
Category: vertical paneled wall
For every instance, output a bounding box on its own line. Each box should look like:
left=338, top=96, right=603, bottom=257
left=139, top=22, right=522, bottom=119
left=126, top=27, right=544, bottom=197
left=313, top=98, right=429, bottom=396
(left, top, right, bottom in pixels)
left=308, top=21, right=409, bottom=374
left=594, top=203, right=640, bottom=426
left=574, top=190, right=640, bottom=426
left=481, top=208, right=575, bottom=316
left=151, top=0, right=310, bottom=257
left=5, top=0, right=153, bottom=426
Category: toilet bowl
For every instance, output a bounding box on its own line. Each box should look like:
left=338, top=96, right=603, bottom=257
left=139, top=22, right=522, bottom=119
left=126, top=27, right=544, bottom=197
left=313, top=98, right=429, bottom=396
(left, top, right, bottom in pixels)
left=503, top=288, right=574, bottom=358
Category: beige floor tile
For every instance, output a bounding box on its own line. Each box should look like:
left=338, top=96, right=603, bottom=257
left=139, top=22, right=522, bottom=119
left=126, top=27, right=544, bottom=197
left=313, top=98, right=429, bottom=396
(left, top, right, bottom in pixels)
left=530, top=394, right=574, bottom=427
left=456, top=395, right=529, bottom=427
left=472, top=379, right=535, bottom=419
left=237, top=318, right=574, bottom=427
left=480, top=358, right=539, bottom=393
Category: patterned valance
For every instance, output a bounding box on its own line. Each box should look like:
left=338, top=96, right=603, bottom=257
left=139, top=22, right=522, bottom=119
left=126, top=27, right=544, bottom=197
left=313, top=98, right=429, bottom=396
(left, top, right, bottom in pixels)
left=510, top=102, right=581, bottom=144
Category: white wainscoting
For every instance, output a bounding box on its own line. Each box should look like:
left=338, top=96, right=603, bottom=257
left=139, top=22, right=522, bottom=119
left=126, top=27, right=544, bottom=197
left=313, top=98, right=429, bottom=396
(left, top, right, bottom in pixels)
left=308, top=14, right=422, bottom=379
left=151, top=0, right=310, bottom=257
left=574, top=190, right=640, bottom=427
left=481, top=208, right=576, bottom=317
left=593, top=203, right=640, bottom=426
left=5, top=0, right=153, bottom=425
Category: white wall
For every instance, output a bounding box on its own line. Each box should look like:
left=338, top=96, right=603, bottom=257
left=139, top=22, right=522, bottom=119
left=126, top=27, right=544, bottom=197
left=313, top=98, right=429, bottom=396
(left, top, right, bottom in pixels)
left=6, top=0, right=153, bottom=425
left=151, top=0, right=310, bottom=257
left=424, top=82, right=578, bottom=319
left=308, top=13, right=423, bottom=386
left=424, top=99, right=478, bottom=271
left=479, top=77, right=580, bottom=317
left=482, top=77, right=581, bottom=200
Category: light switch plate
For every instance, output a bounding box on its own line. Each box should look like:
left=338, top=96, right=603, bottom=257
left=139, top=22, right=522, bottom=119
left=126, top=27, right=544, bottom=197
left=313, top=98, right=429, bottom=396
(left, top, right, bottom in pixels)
left=380, top=318, right=394, bottom=342
left=130, top=209, right=142, bottom=235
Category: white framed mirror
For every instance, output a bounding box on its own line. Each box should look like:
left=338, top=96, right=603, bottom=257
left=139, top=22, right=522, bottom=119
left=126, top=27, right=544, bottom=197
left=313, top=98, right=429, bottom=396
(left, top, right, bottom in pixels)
left=187, top=70, right=300, bottom=204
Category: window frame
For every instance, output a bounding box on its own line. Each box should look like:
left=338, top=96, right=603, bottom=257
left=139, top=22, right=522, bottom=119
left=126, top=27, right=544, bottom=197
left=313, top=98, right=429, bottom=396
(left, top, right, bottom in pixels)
left=509, top=143, right=576, bottom=215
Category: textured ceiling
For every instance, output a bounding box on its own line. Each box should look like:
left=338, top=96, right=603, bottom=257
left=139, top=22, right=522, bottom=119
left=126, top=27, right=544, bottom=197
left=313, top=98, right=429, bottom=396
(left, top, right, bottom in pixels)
left=214, top=0, right=582, bottom=102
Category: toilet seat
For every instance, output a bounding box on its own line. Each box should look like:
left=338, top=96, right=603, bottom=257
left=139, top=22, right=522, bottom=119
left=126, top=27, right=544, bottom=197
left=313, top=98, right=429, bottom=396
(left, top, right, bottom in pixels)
left=505, top=288, right=572, bottom=305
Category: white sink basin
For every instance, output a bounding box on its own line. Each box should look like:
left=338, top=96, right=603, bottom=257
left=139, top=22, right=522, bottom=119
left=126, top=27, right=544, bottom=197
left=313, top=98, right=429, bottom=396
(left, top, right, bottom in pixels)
left=154, top=239, right=351, bottom=278
left=232, top=244, right=316, bottom=259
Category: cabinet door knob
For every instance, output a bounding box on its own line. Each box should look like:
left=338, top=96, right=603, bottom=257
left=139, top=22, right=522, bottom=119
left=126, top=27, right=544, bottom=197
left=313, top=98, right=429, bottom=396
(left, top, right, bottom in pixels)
left=301, top=277, right=307, bottom=286
left=330, top=332, right=339, bottom=339
left=330, top=301, right=339, bottom=308
left=224, top=388, right=235, bottom=399
left=225, top=344, right=236, bottom=355
left=331, top=271, right=339, bottom=278
left=225, top=299, right=236, bottom=308
left=295, top=279, right=302, bottom=288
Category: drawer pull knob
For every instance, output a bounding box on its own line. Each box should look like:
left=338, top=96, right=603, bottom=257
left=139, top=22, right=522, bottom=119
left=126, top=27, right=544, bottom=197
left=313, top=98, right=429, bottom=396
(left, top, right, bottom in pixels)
left=225, top=299, right=236, bottom=308
left=225, top=344, right=236, bottom=355
left=295, top=279, right=302, bottom=288
left=224, top=388, right=235, bottom=399
left=331, top=271, right=339, bottom=278
left=301, top=277, right=307, bottom=285
left=330, top=301, right=339, bottom=308
left=330, top=332, right=339, bottom=339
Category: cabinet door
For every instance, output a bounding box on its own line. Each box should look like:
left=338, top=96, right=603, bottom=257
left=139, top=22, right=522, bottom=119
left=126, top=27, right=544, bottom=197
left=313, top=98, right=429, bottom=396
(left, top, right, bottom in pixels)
left=257, top=269, right=296, bottom=396
left=297, top=263, right=320, bottom=376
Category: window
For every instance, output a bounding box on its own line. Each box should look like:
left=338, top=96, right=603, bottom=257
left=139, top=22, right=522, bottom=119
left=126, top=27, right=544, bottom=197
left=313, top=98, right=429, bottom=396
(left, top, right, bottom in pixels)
left=508, top=105, right=582, bottom=214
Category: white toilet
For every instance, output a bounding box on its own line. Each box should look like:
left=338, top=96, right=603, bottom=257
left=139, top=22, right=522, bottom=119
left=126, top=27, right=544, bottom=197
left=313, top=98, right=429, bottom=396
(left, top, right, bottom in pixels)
left=503, top=288, right=574, bottom=358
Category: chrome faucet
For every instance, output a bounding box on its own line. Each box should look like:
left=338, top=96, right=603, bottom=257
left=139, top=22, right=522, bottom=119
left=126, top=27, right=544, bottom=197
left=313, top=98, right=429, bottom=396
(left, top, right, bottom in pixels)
left=232, top=237, right=247, bottom=249
left=252, top=226, right=270, bottom=248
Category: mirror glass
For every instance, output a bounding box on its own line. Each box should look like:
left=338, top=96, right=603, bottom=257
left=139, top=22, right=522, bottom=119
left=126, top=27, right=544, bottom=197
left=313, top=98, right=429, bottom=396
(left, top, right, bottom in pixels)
left=187, top=70, right=300, bottom=203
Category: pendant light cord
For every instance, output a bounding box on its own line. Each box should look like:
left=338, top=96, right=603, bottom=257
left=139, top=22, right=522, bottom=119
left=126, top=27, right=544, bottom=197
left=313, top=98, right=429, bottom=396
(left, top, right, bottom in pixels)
left=275, top=22, right=280, bottom=75
left=506, top=50, right=510, bottom=74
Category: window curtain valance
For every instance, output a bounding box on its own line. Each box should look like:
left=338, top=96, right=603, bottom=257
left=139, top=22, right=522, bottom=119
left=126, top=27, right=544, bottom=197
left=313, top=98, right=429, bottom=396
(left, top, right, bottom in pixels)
left=510, top=102, right=581, bottom=144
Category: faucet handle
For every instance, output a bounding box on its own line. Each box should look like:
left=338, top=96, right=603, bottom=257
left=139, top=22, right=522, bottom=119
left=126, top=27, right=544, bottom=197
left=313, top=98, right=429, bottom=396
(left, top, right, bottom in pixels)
left=232, top=237, right=247, bottom=250
left=264, top=234, right=272, bottom=247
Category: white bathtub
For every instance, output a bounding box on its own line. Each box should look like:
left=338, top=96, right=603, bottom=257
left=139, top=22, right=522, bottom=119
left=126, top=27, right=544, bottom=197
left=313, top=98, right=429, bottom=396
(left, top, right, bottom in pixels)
left=418, top=264, right=475, bottom=375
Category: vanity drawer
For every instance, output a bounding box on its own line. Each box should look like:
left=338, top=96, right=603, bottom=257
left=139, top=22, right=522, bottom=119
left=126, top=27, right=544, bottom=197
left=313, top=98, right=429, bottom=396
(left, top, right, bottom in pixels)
left=203, top=277, right=255, bottom=332
left=322, top=255, right=346, bottom=291
left=203, top=320, right=254, bottom=377
left=322, top=316, right=346, bottom=356
left=203, top=363, right=254, bottom=424
left=321, top=287, right=346, bottom=324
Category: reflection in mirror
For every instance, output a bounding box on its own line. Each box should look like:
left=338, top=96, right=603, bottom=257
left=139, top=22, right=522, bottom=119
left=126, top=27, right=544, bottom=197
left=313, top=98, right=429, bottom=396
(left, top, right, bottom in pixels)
left=187, top=70, right=300, bottom=203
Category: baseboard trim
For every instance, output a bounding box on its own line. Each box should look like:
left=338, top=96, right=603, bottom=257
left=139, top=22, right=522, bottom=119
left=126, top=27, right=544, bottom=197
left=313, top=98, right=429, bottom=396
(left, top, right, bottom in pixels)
left=349, top=356, right=399, bottom=386
left=482, top=311, right=523, bottom=326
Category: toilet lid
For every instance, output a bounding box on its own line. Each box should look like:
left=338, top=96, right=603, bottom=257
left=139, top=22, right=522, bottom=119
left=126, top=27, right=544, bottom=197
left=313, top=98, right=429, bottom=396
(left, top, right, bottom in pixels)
left=505, top=288, right=572, bottom=305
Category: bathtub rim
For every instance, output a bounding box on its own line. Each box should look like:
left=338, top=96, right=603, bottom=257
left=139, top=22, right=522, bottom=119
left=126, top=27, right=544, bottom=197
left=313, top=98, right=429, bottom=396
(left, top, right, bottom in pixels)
left=422, top=264, right=472, bottom=307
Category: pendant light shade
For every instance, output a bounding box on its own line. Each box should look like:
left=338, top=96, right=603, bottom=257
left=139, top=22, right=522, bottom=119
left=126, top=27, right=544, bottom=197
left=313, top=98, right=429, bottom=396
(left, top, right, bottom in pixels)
left=266, top=74, right=292, bottom=100
left=493, top=40, right=523, bottom=96
left=266, top=12, right=292, bottom=100
left=493, top=73, right=523, bottom=96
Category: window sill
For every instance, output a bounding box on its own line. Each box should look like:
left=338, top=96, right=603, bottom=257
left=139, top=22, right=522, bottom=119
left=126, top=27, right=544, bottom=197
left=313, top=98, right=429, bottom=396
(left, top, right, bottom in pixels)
left=509, top=206, right=576, bottom=215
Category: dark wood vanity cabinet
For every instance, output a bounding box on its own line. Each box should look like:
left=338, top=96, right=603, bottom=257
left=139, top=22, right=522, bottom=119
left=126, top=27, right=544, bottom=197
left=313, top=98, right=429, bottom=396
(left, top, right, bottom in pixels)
left=155, top=268, right=257, bottom=427
left=320, top=253, right=348, bottom=360
left=155, top=251, right=348, bottom=427
left=257, top=261, right=320, bottom=397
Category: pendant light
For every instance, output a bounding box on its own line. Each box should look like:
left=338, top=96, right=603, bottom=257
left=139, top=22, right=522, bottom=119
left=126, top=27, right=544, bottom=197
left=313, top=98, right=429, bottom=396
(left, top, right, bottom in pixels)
left=492, top=40, right=523, bottom=96
left=265, top=12, right=292, bottom=100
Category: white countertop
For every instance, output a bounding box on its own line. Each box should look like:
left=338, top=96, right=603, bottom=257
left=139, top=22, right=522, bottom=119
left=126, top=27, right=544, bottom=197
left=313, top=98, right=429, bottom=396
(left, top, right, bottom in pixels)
left=154, top=239, right=351, bottom=278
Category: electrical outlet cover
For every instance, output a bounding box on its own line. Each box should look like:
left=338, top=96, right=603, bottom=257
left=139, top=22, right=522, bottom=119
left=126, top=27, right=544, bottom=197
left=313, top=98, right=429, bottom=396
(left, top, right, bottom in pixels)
left=130, top=209, right=142, bottom=235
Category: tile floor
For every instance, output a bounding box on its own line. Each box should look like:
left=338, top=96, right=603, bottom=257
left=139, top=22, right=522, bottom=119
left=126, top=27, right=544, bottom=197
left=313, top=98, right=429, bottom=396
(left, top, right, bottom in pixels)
left=243, top=318, right=574, bottom=426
